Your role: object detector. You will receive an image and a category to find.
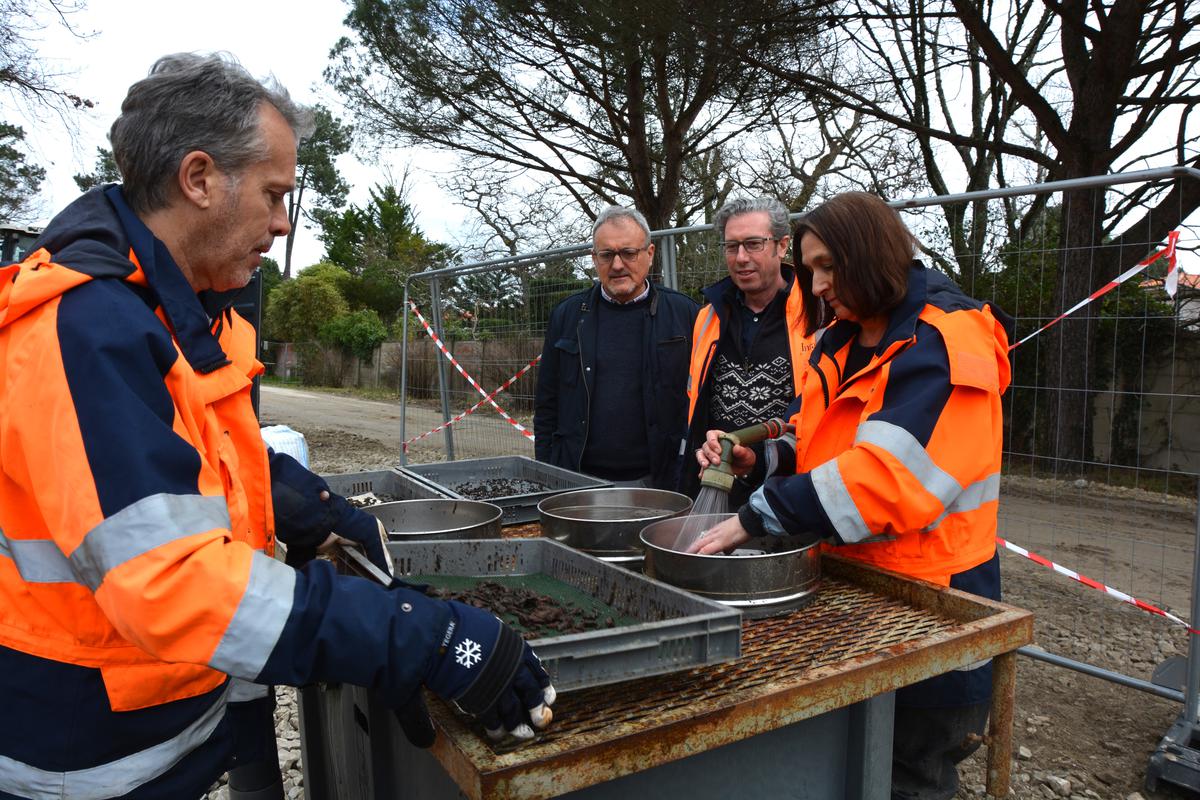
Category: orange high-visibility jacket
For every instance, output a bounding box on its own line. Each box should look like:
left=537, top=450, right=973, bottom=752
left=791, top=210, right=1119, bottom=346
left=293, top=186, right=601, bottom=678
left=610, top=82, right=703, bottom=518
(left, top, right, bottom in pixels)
left=685, top=272, right=813, bottom=426
left=753, top=264, right=1010, bottom=585
left=0, top=187, right=446, bottom=797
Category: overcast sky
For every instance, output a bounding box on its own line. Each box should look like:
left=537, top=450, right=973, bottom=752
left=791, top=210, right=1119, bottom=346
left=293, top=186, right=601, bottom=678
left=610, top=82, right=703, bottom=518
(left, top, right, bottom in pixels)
left=7, top=0, right=465, bottom=270
left=9, top=2, right=1197, bottom=279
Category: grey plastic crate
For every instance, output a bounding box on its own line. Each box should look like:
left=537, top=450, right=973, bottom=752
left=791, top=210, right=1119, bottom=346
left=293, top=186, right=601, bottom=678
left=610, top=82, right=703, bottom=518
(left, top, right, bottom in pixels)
left=400, top=456, right=610, bottom=526
left=321, top=468, right=450, bottom=503
left=376, top=537, right=741, bottom=690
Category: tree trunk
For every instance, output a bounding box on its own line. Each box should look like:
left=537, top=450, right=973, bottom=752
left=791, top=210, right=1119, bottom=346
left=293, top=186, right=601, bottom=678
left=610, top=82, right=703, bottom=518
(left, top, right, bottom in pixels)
left=1041, top=186, right=1107, bottom=468
left=284, top=227, right=296, bottom=280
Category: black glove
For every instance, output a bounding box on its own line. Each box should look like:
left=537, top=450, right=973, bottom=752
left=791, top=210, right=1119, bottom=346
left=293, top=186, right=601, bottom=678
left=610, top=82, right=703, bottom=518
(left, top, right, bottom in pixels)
left=424, top=600, right=556, bottom=742
left=270, top=451, right=391, bottom=574
left=326, top=495, right=392, bottom=576
left=393, top=693, right=437, bottom=749
left=373, top=681, right=436, bottom=749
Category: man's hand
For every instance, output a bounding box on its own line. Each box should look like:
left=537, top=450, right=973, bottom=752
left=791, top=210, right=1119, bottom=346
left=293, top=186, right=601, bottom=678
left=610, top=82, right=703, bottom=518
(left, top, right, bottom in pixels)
left=424, top=601, right=556, bottom=742
left=324, top=497, right=393, bottom=576
left=687, top=513, right=752, bottom=554
left=695, top=429, right=756, bottom=477
left=268, top=451, right=392, bottom=574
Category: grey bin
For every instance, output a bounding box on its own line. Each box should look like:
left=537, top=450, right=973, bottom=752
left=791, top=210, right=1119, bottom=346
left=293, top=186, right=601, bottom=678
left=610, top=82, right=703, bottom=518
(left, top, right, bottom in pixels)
left=320, top=468, right=450, bottom=502
left=298, top=539, right=743, bottom=798
left=352, top=537, right=741, bottom=691
left=400, top=456, right=611, bottom=525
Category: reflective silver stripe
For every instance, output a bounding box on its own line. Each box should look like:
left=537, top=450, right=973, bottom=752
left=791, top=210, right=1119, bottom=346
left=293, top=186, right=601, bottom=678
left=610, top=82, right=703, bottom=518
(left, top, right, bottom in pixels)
left=228, top=678, right=269, bottom=702
left=763, top=439, right=779, bottom=479
left=0, top=529, right=79, bottom=584
left=696, top=306, right=717, bottom=344
left=956, top=657, right=992, bottom=672
left=810, top=460, right=872, bottom=543
left=0, top=682, right=231, bottom=799
left=763, top=433, right=795, bottom=480
left=688, top=307, right=718, bottom=397
left=855, top=420, right=962, bottom=509
left=923, top=473, right=1001, bottom=533
left=209, top=551, right=297, bottom=678
left=748, top=485, right=786, bottom=536
left=71, top=494, right=231, bottom=590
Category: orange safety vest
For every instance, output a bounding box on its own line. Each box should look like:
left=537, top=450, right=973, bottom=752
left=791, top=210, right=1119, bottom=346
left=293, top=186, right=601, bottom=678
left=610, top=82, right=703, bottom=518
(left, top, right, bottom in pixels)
left=791, top=302, right=1010, bottom=585
left=686, top=276, right=813, bottom=425
left=0, top=247, right=274, bottom=712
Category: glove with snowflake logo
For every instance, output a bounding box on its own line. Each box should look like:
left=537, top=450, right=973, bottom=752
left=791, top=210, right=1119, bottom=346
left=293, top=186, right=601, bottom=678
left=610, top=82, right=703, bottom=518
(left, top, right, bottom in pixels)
left=424, top=600, right=556, bottom=741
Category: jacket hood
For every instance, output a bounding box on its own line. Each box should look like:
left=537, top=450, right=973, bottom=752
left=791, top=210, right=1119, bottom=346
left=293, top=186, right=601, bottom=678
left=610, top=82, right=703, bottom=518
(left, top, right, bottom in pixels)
left=0, top=187, right=135, bottom=330
left=0, top=186, right=231, bottom=373
left=911, top=263, right=1013, bottom=396
left=812, top=262, right=1013, bottom=394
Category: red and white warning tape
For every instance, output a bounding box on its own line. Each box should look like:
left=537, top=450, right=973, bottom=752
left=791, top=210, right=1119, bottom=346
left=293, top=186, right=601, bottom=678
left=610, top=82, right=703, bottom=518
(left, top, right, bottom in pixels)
left=997, top=536, right=1192, bottom=631
left=1009, top=231, right=1179, bottom=351
left=408, top=301, right=536, bottom=442
left=1001, top=231, right=1193, bottom=630
left=403, top=354, right=541, bottom=452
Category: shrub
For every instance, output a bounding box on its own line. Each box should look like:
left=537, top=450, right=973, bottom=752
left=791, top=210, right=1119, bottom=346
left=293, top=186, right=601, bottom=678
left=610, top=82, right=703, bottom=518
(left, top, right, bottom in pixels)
left=319, top=309, right=388, bottom=363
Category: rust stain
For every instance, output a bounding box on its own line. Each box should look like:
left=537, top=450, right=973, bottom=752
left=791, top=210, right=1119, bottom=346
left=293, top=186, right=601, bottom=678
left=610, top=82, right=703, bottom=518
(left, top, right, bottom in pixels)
left=415, top=548, right=1033, bottom=800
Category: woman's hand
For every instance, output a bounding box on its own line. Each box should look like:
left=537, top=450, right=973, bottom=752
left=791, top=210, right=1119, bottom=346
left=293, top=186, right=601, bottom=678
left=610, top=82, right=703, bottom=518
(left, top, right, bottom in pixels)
left=686, top=513, right=752, bottom=554
left=695, top=430, right=757, bottom=477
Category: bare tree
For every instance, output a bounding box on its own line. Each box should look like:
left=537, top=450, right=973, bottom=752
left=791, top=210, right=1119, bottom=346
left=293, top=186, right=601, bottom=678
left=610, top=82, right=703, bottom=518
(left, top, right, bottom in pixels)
left=746, top=0, right=1200, bottom=464
left=443, top=166, right=585, bottom=260
left=743, top=105, right=929, bottom=214
left=0, top=0, right=92, bottom=120
left=327, top=0, right=834, bottom=232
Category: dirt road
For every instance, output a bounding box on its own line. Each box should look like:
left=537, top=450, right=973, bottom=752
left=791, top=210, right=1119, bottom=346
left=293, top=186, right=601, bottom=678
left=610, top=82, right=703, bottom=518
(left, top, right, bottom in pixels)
left=261, top=386, right=1200, bottom=799
left=261, top=385, right=533, bottom=462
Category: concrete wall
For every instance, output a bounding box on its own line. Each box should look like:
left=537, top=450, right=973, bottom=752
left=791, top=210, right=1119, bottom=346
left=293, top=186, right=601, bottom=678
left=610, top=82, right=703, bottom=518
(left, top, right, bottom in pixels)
left=1093, top=336, right=1200, bottom=475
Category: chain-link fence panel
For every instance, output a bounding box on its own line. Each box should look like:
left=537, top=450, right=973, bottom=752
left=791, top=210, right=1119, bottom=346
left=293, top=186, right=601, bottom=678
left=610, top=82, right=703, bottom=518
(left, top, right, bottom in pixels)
left=400, top=169, right=1200, bottom=701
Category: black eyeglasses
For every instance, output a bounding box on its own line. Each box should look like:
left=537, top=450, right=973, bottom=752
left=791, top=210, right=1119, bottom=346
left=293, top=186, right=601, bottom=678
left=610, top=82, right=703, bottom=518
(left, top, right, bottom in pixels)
left=719, top=237, right=777, bottom=256
left=592, top=246, right=650, bottom=265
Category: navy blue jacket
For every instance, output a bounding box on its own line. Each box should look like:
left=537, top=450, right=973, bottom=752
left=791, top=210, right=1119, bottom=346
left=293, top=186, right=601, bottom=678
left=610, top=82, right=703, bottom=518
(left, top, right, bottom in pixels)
left=534, top=281, right=698, bottom=489
left=0, top=187, right=450, bottom=799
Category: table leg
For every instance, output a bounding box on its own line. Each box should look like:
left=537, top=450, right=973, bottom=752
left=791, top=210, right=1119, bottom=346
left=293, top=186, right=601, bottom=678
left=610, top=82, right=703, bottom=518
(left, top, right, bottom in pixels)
left=985, top=651, right=1017, bottom=797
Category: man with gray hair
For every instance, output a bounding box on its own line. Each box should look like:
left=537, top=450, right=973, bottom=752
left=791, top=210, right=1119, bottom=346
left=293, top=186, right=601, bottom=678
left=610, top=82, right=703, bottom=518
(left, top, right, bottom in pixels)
left=0, top=53, right=553, bottom=800
left=680, top=197, right=820, bottom=505
left=535, top=205, right=698, bottom=489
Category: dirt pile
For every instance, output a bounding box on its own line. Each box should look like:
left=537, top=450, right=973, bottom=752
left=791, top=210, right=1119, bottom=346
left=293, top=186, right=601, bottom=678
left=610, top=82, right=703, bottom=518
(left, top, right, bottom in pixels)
left=346, top=492, right=400, bottom=507
left=451, top=477, right=551, bottom=499
left=430, top=579, right=617, bottom=638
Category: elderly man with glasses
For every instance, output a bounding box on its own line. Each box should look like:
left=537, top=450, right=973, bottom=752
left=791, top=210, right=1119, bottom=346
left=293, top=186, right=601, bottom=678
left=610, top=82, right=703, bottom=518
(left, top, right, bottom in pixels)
left=680, top=197, right=822, bottom=505
left=534, top=205, right=698, bottom=489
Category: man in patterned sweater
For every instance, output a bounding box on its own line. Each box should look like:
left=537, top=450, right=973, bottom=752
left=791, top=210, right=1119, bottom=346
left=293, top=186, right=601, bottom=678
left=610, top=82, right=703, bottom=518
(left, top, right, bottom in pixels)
left=680, top=197, right=819, bottom=507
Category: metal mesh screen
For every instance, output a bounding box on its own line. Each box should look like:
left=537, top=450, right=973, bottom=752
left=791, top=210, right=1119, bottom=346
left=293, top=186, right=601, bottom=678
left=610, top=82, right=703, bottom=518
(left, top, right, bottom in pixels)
left=402, top=170, right=1199, bottom=688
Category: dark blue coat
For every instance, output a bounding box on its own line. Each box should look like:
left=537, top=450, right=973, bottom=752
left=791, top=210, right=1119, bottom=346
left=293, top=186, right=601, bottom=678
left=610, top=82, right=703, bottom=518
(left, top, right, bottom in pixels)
left=534, top=281, right=698, bottom=489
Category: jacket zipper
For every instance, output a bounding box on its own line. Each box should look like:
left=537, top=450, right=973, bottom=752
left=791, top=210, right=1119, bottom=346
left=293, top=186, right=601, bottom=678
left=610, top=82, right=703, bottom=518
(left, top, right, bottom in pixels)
left=576, top=309, right=590, bottom=471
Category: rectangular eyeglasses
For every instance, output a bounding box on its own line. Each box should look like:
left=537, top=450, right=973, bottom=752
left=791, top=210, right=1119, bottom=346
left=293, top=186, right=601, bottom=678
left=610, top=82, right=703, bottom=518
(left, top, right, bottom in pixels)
left=592, top=246, right=650, bottom=265
left=719, top=237, right=776, bottom=256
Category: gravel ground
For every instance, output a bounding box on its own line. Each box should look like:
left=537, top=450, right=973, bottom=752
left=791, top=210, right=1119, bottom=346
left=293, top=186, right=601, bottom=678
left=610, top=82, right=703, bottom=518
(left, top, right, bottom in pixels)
left=231, top=423, right=1199, bottom=800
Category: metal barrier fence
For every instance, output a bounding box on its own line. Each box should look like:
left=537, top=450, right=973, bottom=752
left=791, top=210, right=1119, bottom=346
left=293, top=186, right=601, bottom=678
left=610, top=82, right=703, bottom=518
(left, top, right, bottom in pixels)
left=398, top=167, right=1200, bottom=737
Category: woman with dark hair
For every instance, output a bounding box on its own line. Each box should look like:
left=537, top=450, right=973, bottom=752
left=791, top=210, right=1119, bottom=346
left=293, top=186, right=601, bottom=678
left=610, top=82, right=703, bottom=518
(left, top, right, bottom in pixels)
left=692, top=192, right=1013, bottom=800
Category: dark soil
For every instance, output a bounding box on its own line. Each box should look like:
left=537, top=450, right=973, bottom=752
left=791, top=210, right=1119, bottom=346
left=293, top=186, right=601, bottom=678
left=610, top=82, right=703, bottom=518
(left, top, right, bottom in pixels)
left=452, top=477, right=551, bottom=499
left=346, top=492, right=400, bottom=508
left=430, top=579, right=617, bottom=639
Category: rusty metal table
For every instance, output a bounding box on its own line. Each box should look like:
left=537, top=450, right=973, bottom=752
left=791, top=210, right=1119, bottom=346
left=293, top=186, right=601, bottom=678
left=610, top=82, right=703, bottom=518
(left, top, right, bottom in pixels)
left=299, top=545, right=1032, bottom=800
